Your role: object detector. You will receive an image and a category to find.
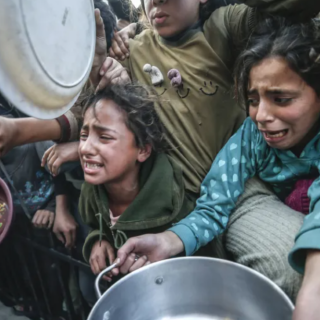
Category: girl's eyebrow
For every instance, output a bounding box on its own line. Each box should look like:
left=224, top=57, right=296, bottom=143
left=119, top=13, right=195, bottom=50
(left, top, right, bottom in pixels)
left=81, top=123, right=117, bottom=133
left=247, top=88, right=299, bottom=95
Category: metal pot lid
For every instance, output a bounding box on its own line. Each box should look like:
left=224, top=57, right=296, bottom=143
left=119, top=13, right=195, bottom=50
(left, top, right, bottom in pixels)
left=0, top=0, right=95, bottom=119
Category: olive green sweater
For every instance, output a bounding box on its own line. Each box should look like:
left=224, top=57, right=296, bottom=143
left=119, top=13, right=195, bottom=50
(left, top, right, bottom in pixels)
left=121, top=1, right=320, bottom=195
left=79, top=153, right=195, bottom=262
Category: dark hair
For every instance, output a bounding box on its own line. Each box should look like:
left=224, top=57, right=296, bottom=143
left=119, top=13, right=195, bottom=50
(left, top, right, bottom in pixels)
left=83, top=85, right=167, bottom=153
left=94, top=0, right=117, bottom=49
left=234, top=17, right=320, bottom=110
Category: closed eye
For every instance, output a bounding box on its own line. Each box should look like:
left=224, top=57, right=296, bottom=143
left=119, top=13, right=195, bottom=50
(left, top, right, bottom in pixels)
left=274, top=97, right=292, bottom=104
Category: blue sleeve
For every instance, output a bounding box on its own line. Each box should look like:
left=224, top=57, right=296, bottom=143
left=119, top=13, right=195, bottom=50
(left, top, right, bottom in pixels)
left=169, top=118, right=265, bottom=255
left=289, top=176, right=320, bottom=274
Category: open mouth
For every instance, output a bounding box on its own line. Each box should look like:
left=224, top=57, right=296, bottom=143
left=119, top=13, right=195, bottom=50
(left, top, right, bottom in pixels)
left=85, top=162, right=103, bottom=169
left=262, top=129, right=288, bottom=140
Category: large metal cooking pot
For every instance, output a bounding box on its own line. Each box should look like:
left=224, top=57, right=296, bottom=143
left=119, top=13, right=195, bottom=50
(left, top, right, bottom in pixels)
left=0, top=0, right=95, bottom=119
left=88, top=257, right=294, bottom=320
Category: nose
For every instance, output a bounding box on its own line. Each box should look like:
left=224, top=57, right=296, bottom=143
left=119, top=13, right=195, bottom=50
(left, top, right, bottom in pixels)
left=255, top=100, right=275, bottom=124
left=79, top=135, right=97, bottom=157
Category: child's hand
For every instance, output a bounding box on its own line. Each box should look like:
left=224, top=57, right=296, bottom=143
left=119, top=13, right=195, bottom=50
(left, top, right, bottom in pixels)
left=90, top=240, right=116, bottom=282
left=96, top=57, right=131, bottom=93
left=32, top=210, right=54, bottom=229
left=41, top=142, right=80, bottom=176
left=90, top=9, right=108, bottom=87
left=109, top=23, right=137, bottom=61
left=53, top=208, right=78, bottom=249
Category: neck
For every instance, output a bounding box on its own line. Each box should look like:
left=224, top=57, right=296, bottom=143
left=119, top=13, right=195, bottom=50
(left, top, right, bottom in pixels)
left=161, top=20, right=201, bottom=42
left=104, top=166, right=140, bottom=217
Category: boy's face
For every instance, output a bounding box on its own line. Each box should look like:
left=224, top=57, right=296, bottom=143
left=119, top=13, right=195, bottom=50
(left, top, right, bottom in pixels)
left=79, top=99, right=144, bottom=186
left=143, top=0, right=208, bottom=38
left=248, top=57, right=320, bottom=153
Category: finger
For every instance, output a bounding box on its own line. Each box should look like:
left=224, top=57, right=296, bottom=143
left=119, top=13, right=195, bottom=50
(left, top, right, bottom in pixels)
left=107, top=245, right=115, bottom=265
left=103, top=275, right=112, bottom=282
left=111, top=38, right=124, bottom=61
left=33, top=211, right=43, bottom=228
left=97, top=254, right=107, bottom=272
left=90, top=259, right=100, bottom=275
left=47, top=154, right=58, bottom=175
left=118, top=35, right=129, bottom=57
left=64, top=231, right=72, bottom=248
left=32, top=211, right=39, bottom=225
left=129, top=255, right=148, bottom=273
left=119, top=253, right=136, bottom=275
left=41, top=146, right=53, bottom=167
left=51, top=158, right=62, bottom=176
left=48, top=212, right=54, bottom=229
left=99, top=57, right=114, bottom=76
left=40, top=212, right=49, bottom=228
left=95, top=59, right=114, bottom=93
left=111, top=267, right=120, bottom=277
left=94, top=9, right=106, bottom=40
left=113, top=32, right=128, bottom=58
left=109, top=47, right=116, bottom=59
left=121, top=33, right=130, bottom=50
left=117, top=238, right=138, bottom=267
left=55, top=232, right=65, bottom=244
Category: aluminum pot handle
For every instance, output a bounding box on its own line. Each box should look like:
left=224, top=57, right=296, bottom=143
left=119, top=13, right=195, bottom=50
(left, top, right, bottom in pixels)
left=95, top=261, right=120, bottom=298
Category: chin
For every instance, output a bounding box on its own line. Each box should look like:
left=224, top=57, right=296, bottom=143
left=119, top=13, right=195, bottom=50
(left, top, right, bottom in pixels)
left=84, top=175, right=104, bottom=185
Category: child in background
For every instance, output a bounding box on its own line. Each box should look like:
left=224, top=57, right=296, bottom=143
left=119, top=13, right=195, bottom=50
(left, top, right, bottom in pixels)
left=172, top=18, right=320, bottom=317
left=78, top=85, right=195, bottom=279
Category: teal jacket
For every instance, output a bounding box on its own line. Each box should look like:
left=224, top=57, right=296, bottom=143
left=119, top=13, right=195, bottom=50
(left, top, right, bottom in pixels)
left=170, top=117, right=320, bottom=274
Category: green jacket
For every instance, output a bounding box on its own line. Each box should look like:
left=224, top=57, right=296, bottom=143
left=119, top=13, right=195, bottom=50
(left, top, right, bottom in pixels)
left=79, top=153, right=196, bottom=262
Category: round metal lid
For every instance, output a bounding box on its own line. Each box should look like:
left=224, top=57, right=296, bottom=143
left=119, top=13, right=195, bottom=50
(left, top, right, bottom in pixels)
left=0, top=0, right=95, bottom=119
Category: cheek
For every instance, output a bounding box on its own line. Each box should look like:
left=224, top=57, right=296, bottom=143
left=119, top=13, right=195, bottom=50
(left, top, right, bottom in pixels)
left=249, top=107, right=257, bottom=122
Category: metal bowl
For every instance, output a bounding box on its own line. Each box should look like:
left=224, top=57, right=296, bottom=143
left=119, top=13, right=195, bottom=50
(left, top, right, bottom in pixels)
left=88, top=257, right=294, bottom=320
left=0, top=0, right=95, bottom=119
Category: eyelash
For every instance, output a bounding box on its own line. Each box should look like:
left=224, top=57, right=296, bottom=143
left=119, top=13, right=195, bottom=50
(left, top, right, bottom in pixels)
left=247, top=97, right=293, bottom=106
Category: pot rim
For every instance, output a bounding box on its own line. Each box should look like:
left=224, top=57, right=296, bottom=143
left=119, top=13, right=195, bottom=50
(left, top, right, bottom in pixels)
left=89, top=256, right=294, bottom=318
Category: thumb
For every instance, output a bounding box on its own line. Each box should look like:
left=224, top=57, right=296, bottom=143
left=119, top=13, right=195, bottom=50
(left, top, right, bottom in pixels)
left=117, top=238, right=138, bottom=266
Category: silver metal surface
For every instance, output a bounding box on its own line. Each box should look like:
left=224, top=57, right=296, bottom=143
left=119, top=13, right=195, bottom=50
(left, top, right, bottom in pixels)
left=88, top=257, right=294, bottom=320
left=0, top=0, right=95, bottom=119
left=95, top=261, right=120, bottom=299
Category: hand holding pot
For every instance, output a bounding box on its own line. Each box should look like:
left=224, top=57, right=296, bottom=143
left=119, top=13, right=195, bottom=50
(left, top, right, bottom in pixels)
left=116, top=231, right=185, bottom=274
left=90, top=240, right=115, bottom=282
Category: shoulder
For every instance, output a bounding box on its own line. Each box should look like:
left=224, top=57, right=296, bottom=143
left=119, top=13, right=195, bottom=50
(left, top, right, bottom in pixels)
left=80, top=182, right=96, bottom=203
left=130, top=29, right=157, bottom=48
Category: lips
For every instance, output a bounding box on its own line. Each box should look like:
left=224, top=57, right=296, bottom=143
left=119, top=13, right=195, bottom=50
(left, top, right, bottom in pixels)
left=85, top=162, right=103, bottom=169
left=261, top=129, right=289, bottom=142
left=152, top=11, right=169, bottom=24
left=83, top=161, right=103, bottom=174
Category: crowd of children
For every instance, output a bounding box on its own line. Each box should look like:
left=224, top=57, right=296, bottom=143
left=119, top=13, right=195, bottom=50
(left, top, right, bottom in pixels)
left=1, top=1, right=320, bottom=320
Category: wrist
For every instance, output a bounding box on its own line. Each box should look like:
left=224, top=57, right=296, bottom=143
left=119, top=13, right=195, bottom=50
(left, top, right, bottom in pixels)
left=163, top=231, right=184, bottom=257
left=302, top=250, right=320, bottom=287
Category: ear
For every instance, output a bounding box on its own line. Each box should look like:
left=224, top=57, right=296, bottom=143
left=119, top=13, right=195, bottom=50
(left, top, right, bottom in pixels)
left=137, top=144, right=152, bottom=163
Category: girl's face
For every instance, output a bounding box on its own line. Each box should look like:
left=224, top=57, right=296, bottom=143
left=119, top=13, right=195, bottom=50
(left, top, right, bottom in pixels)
left=248, top=57, right=320, bottom=154
left=143, top=0, right=207, bottom=38
left=79, top=99, right=150, bottom=186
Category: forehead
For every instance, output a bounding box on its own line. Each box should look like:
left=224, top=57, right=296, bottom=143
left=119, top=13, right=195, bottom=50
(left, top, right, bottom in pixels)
left=84, top=98, right=126, bottom=125
left=248, top=57, right=305, bottom=90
